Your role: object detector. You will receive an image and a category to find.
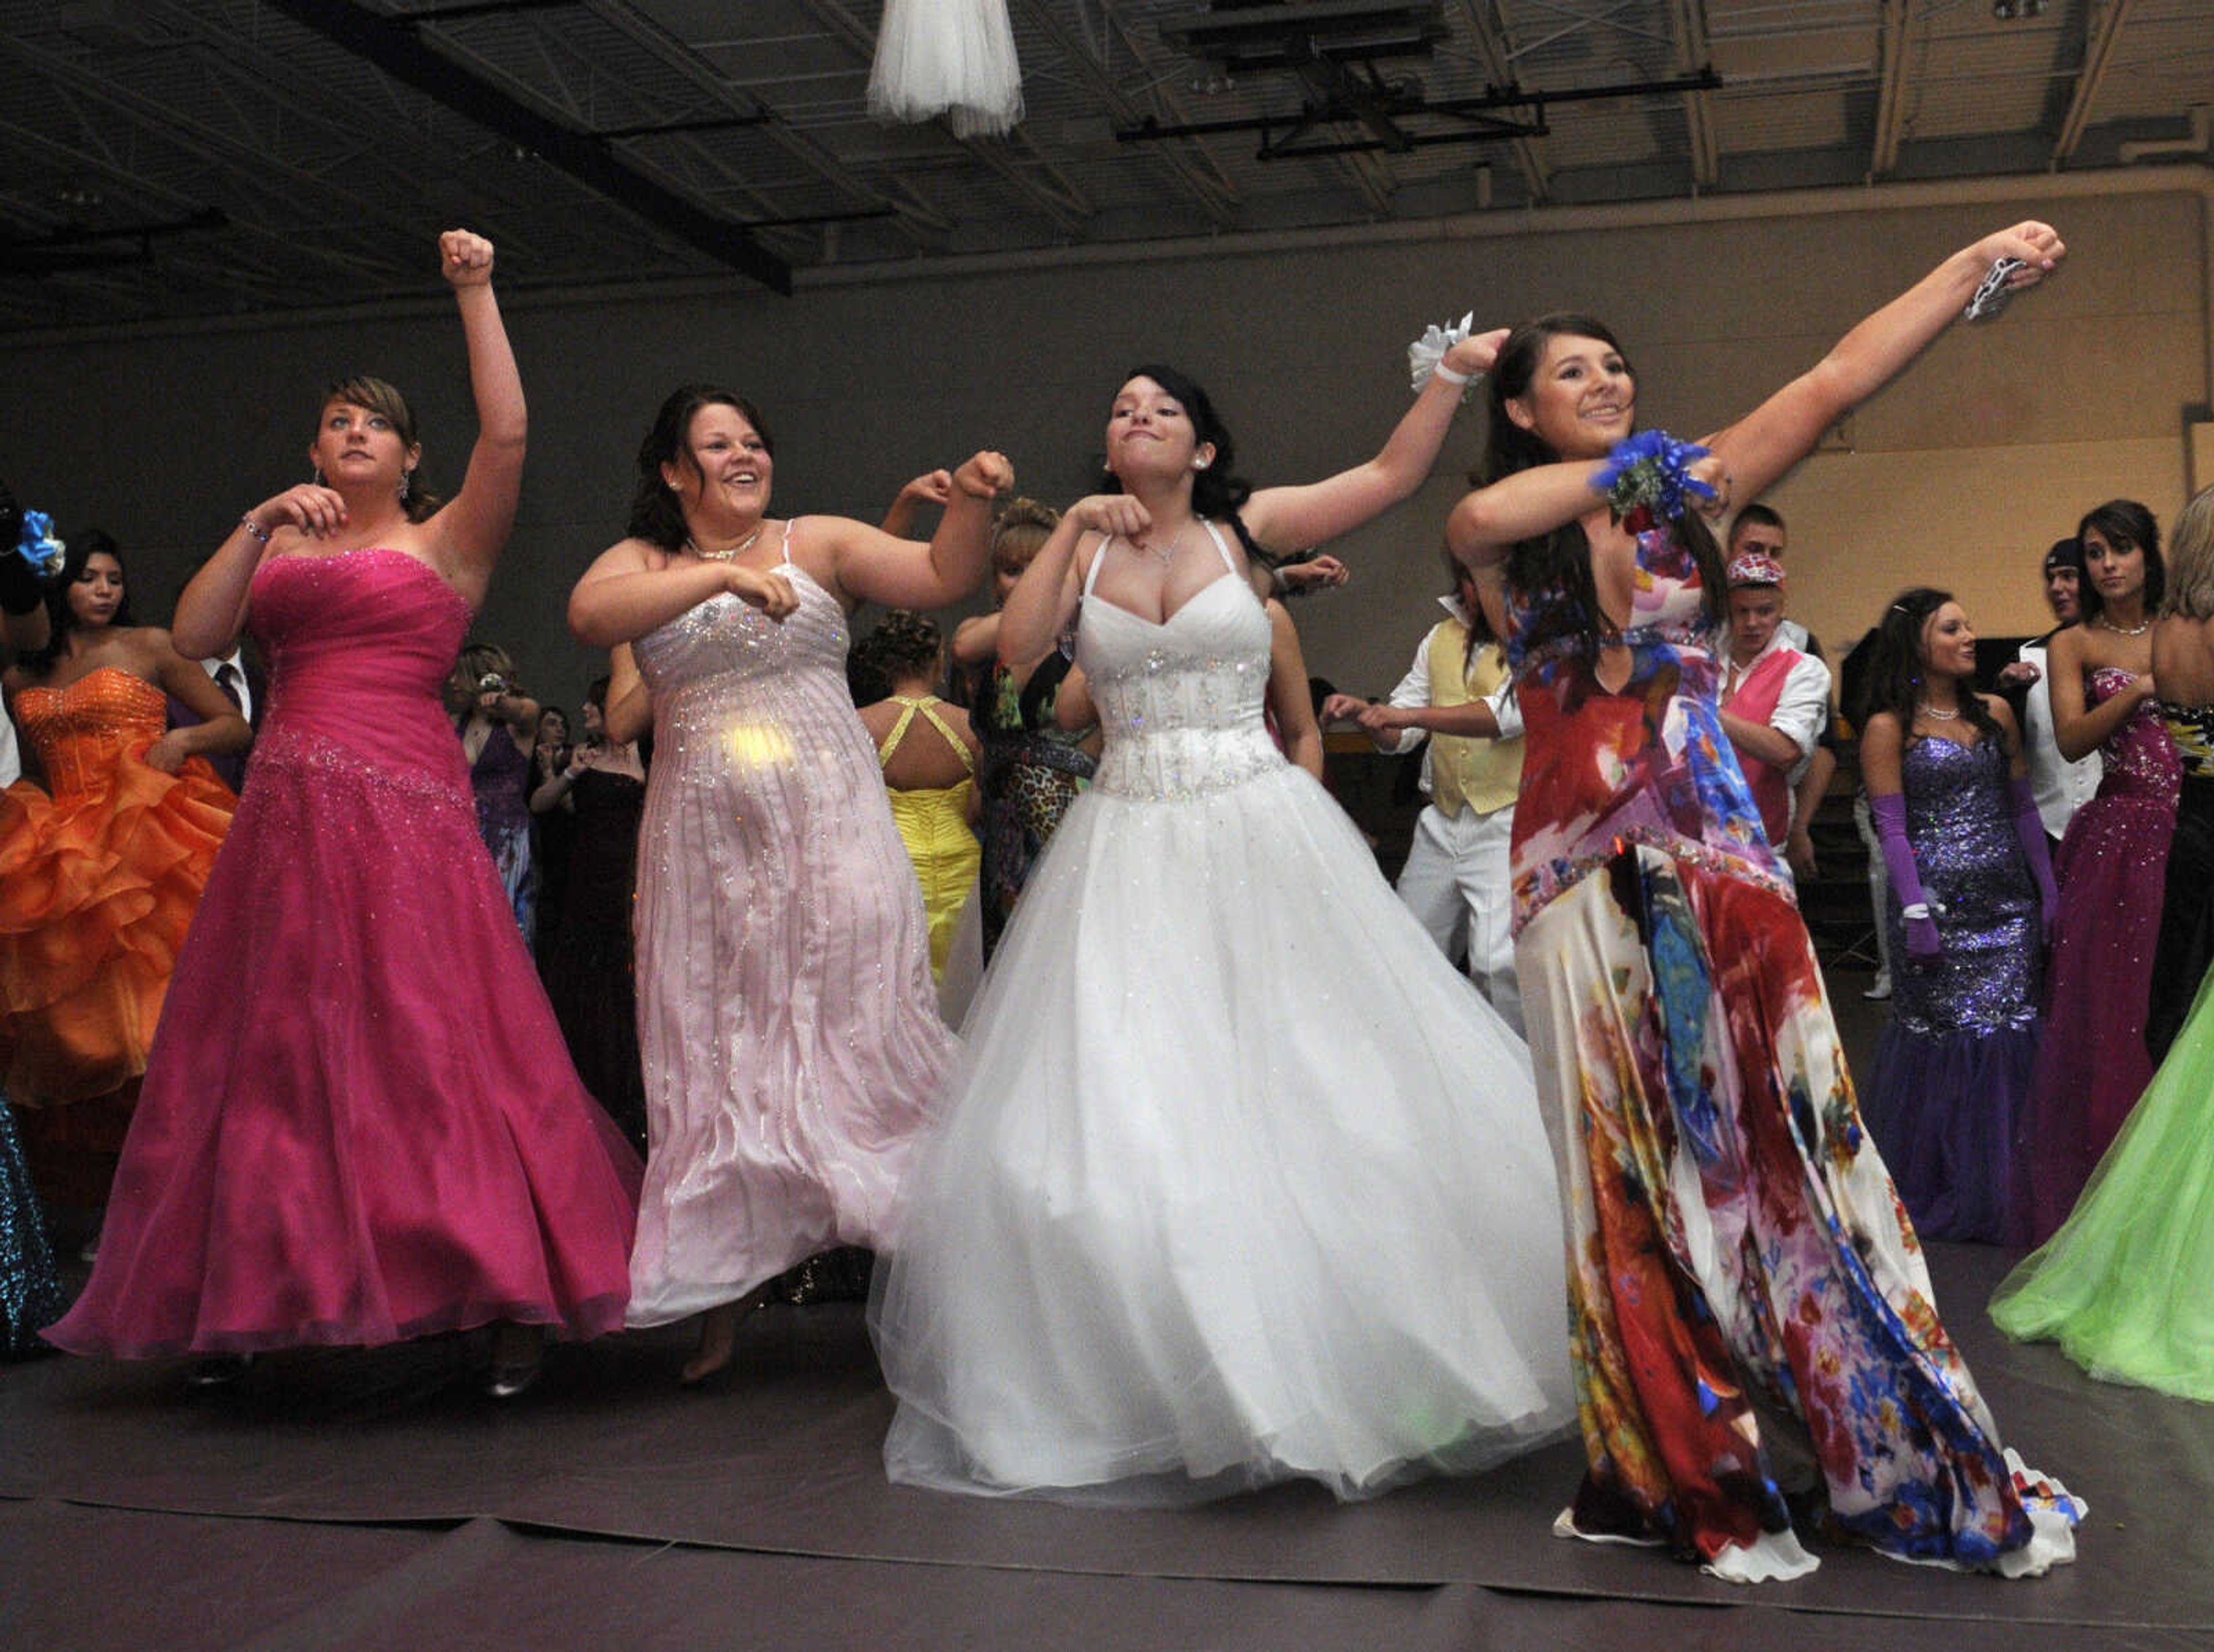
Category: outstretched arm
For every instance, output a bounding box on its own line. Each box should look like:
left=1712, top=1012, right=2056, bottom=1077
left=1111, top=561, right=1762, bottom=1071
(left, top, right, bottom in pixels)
left=425, top=231, right=527, bottom=594
left=1240, top=330, right=1505, bottom=554
left=1705, top=222, right=2064, bottom=505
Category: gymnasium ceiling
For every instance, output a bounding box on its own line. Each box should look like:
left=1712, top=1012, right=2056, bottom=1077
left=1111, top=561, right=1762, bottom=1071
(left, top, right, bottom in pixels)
left=0, top=0, right=2208, bottom=329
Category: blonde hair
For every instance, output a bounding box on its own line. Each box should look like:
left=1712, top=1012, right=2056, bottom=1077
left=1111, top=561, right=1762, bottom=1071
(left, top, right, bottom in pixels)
left=2160, top=486, right=2214, bottom=621
left=991, top=497, right=1060, bottom=575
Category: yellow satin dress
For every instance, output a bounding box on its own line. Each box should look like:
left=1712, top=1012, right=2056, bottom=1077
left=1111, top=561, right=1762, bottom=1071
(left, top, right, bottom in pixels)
left=878, top=696, right=978, bottom=983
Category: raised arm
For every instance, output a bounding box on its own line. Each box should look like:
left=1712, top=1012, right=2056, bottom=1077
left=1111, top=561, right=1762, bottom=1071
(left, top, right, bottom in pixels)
left=1240, top=330, right=1504, bottom=555
left=880, top=469, right=952, bottom=538
left=1446, top=458, right=1616, bottom=567
left=1705, top=222, right=2064, bottom=506
left=424, top=231, right=526, bottom=593
left=827, top=450, right=1012, bottom=611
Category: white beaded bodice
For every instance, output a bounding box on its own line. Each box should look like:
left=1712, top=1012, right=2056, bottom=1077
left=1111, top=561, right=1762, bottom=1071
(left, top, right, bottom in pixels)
left=1076, top=534, right=1282, bottom=802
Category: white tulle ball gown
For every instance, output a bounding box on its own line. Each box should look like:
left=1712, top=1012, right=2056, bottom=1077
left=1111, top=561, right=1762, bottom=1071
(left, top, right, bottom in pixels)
left=869, top=525, right=1575, bottom=1505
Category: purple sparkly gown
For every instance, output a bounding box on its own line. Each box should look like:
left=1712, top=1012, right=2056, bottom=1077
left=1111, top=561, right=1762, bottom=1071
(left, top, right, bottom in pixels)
left=1863, top=734, right=2041, bottom=1243
left=466, top=723, right=535, bottom=944
left=2014, top=669, right=2178, bottom=1244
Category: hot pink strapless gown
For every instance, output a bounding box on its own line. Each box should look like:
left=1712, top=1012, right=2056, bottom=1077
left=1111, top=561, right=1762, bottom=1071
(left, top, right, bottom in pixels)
left=47, top=549, right=640, bottom=1356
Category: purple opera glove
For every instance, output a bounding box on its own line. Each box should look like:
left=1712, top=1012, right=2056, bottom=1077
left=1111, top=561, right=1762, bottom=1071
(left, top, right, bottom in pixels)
left=1869, top=791, right=1942, bottom=965
left=2009, top=775, right=2060, bottom=942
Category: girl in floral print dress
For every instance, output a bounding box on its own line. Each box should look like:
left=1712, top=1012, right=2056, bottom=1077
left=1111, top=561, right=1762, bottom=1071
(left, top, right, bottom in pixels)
left=1446, top=223, right=2082, bottom=1582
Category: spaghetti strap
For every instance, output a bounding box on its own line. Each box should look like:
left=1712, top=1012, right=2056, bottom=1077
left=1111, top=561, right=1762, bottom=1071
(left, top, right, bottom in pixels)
left=1080, top=535, right=1112, bottom=601
left=1198, top=518, right=1238, bottom=579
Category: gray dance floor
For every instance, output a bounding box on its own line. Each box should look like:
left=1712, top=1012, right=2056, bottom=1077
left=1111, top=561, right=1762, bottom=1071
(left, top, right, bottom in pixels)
left=4, top=974, right=2208, bottom=1650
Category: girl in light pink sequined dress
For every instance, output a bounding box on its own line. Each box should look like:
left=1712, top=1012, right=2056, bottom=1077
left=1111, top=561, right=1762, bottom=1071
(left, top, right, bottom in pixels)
left=568, top=386, right=1011, bottom=1384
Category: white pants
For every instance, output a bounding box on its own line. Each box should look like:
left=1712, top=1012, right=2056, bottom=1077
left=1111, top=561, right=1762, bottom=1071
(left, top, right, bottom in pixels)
left=1395, top=801, right=1522, bottom=1035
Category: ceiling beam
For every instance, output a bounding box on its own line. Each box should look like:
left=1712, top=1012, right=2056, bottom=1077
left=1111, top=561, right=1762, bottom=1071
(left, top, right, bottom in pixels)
left=1664, top=0, right=1718, bottom=191
left=1867, top=0, right=1918, bottom=181
left=1008, top=0, right=1242, bottom=225
left=262, top=0, right=794, bottom=293
left=1450, top=0, right=1553, bottom=203
left=583, top=0, right=955, bottom=245
left=2052, top=0, right=2137, bottom=169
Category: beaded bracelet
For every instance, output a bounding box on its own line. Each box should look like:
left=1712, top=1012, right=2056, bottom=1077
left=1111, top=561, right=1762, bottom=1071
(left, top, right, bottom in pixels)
left=238, top=515, right=272, bottom=545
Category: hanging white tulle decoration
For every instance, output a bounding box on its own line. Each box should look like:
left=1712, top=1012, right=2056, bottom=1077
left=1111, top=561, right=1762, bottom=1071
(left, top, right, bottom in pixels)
left=868, top=0, right=1026, bottom=138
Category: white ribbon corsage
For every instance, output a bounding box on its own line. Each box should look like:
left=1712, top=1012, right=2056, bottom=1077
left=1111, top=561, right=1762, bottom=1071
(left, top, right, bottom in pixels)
left=1408, top=312, right=1482, bottom=399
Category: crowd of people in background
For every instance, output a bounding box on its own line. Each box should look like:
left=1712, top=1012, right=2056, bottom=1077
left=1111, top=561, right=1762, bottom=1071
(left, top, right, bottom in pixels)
left=10, top=211, right=2214, bottom=1581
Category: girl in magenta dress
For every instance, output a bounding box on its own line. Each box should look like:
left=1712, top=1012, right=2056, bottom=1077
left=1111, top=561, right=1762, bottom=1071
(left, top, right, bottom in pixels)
left=47, top=233, right=639, bottom=1389
left=1448, top=222, right=2080, bottom=1582
left=2013, top=500, right=2175, bottom=1244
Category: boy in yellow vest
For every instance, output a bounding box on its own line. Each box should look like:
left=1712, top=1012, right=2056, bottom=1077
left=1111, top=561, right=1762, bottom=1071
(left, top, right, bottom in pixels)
left=1322, top=555, right=1523, bottom=1032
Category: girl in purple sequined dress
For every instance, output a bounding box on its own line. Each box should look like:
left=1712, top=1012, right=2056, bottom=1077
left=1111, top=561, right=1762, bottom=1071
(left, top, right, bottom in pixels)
left=1861, top=589, right=2055, bottom=1243
left=2013, top=502, right=2175, bottom=1244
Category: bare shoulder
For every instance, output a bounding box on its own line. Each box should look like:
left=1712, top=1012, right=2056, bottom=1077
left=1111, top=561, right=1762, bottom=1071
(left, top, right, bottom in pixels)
left=1981, top=691, right=2020, bottom=733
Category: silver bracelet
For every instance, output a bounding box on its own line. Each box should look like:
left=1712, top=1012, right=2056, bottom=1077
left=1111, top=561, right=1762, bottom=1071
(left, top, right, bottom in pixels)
left=238, top=515, right=272, bottom=545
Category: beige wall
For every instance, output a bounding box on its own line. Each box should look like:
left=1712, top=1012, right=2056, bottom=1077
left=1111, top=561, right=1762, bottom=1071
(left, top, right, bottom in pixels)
left=2, top=175, right=2206, bottom=706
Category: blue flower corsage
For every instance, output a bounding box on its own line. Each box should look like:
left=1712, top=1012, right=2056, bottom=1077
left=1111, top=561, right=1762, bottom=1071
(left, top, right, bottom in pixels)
left=13, top=509, right=63, bottom=576
left=1589, top=430, right=1715, bottom=531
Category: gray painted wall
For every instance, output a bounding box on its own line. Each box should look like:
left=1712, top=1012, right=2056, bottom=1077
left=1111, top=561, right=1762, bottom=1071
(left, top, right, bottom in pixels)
left=3, top=183, right=2205, bottom=710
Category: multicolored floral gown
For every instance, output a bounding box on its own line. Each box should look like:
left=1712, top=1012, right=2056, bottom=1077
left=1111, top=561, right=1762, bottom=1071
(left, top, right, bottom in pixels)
left=1507, top=523, right=2077, bottom=1579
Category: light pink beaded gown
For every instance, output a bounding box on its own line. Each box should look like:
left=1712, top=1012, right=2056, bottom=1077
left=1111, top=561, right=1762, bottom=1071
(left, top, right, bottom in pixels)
left=624, top=523, right=955, bottom=1327
left=48, top=549, right=641, bottom=1356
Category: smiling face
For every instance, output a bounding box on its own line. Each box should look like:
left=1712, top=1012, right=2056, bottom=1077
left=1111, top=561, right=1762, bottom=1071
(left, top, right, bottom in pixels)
left=1504, top=333, right=1635, bottom=461
left=66, top=550, right=125, bottom=631
left=665, top=401, right=773, bottom=528
left=581, top=698, right=605, bottom=740
left=1105, top=375, right=1211, bottom=492
left=1920, top=601, right=1978, bottom=681
left=2081, top=525, right=2145, bottom=609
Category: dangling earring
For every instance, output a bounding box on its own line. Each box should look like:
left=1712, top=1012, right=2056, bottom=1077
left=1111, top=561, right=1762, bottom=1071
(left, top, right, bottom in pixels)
left=312, top=465, right=325, bottom=488
left=398, top=469, right=413, bottom=503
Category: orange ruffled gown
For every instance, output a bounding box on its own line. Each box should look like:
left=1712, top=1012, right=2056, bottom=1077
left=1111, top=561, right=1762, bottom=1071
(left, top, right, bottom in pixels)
left=0, top=667, right=236, bottom=1117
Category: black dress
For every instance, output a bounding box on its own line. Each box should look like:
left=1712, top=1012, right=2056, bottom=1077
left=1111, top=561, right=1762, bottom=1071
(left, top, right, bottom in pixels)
left=542, top=765, right=647, bottom=1152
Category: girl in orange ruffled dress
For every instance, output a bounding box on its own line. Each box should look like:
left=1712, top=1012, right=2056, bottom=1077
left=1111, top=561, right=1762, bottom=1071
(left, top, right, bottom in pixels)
left=1, top=531, right=250, bottom=1206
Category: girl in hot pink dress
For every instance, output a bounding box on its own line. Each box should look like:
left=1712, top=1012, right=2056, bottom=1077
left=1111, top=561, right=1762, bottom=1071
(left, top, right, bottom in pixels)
left=47, top=233, right=639, bottom=1393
